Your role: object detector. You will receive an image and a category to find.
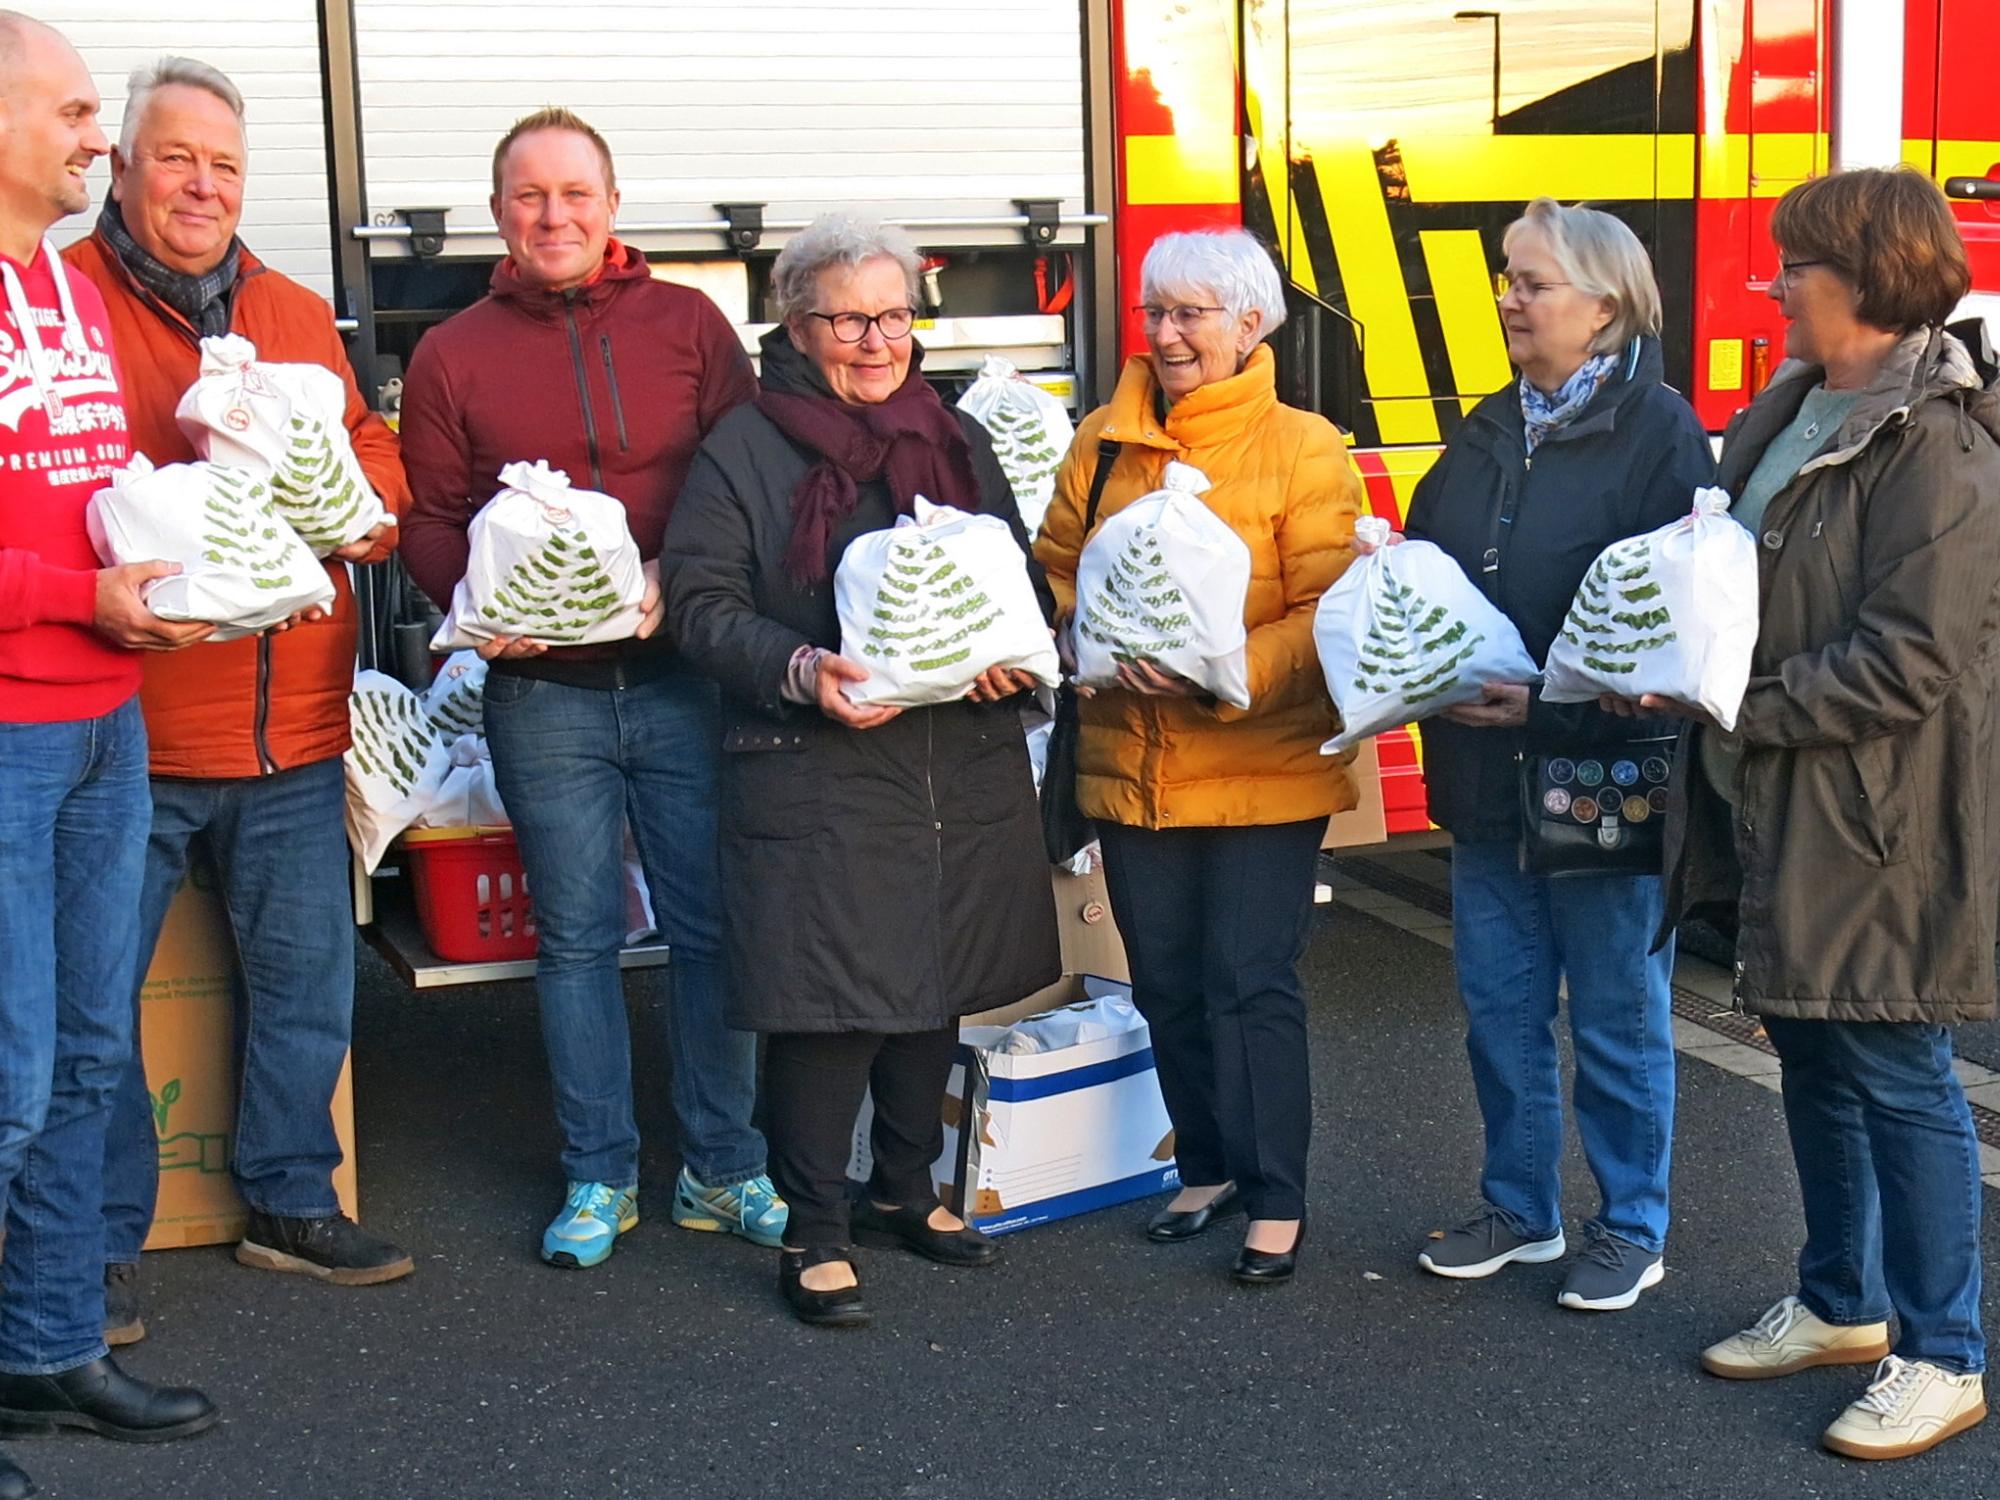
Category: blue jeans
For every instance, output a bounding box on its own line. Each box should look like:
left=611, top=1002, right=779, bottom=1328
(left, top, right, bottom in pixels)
left=1449, top=840, right=1676, bottom=1253
left=102, top=757, right=355, bottom=1261
left=0, top=699, right=148, bottom=1373
left=1762, top=1015, right=1986, bottom=1374
left=484, top=670, right=763, bottom=1189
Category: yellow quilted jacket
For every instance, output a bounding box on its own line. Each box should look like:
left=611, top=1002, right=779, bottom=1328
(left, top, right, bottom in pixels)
left=1035, top=347, right=1361, bottom=829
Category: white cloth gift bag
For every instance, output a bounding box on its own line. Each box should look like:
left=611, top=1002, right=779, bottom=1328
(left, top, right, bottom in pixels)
left=834, top=497, right=1060, bottom=708
left=87, top=454, right=333, bottom=641
left=1313, top=516, right=1538, bottom=752
left=174, top=334, right=390, bottom=555
left=956, top=354, right=1076, bottom=538
left=1541, top=486, right=1761, bottom=732
left=430, top=461, right=648, bottom=650
left=412, top=733, right=509, bottom=830
left=419, top=650, right=489, bottom=739
left=343, top=670, right=454, bottom=872
left=1071, top=461, right=1252, bottom=709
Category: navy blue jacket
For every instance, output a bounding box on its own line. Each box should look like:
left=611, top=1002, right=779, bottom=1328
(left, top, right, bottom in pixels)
left=1404, top=337, right=1716, bottom=842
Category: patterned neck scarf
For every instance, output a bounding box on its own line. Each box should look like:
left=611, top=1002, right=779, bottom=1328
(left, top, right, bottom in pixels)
left=98, top=194, right=241, bottom=338
left=1520, top=351, right=1617, bottom=455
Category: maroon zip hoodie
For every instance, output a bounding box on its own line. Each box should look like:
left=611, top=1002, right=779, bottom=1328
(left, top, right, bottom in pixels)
left=399, top=238, right=755, bottom=683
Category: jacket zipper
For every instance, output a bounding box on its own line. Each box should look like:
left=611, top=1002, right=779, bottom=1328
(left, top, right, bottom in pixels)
left=254, top=634, right=277, bottom=774
left=925, top=713, right=945, bottom=990
left=599, top=334, right=630, bottom=452
left=562, top=296, right=604, bottom=489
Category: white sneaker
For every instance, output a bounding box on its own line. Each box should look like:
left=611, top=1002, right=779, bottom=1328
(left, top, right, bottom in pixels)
left=1822, top=1355, right=1986, bottom=1460
left=1701, top=1295, right=1892, bottom=1380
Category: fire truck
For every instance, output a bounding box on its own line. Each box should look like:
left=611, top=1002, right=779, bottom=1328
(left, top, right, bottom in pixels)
left=48, top=0, right=2000, bottom=979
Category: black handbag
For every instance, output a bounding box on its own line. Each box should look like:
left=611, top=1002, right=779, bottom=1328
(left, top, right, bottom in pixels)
left=1473, top=467, right=1676, bottom=877
left=1041, top=437, right=1120, bottom=865
left=1517, top=737, right=1675, bottom=875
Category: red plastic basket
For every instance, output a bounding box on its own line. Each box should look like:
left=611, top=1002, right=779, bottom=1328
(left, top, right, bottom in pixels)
left=402, top=829, right=538, bottom=962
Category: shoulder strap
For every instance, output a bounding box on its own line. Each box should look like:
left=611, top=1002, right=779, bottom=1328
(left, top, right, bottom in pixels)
left=1084, top=437, right=1121, bottom=533
left=1478, top=472, right=1519, bottom=603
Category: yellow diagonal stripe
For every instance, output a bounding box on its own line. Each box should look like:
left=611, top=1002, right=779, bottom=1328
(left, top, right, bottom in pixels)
left=1312, top=145, right=1438, bottom=445
left=1420, top=230, right=1511, bottom=414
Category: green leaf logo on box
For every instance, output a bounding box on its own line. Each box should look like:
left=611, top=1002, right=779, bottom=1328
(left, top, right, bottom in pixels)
left=861, top=535, right=1002, bottom=673
left=148, top=1077, right=228, bottom=1174
left=1557, top=535, right=1678, bottom=677
left=1351, top=575, right=1486, bottom=709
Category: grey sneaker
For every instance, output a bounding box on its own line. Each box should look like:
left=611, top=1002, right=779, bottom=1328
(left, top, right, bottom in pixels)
left=1557, top=1225, right=1664, bottom=1311
left=1418, top=1204, right=1566, bottom=1279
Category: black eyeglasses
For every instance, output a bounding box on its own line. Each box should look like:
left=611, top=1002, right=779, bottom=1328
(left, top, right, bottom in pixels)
left=806, top=307, right=917, bottom=344
left=1777, top=259, right=1826, bottom=284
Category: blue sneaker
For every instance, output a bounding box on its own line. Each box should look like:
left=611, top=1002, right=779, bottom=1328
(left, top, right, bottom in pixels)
left=671, top=1168, right=788, bottom=1248
left=541, top=1181, right=638, bottom=1268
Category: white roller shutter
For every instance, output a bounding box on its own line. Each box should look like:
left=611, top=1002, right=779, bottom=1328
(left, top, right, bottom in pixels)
left=352, top=0, right=1088, bottom=256
left=39, top=2, right=335, bottom=298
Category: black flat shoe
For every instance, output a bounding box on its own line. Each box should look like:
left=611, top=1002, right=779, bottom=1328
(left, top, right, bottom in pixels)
left=778, top=1247, right=870, bottom=1329
left=1232, top=1216, right=1307, bottom=1286
left=0, top=1355, right=217, bottom=1442
left=1146, top=1183, right=1243, bottom=1243
left=853, top=1201, right=1002, bottom=1268
left=0, top=1447, right=30, bottom=1499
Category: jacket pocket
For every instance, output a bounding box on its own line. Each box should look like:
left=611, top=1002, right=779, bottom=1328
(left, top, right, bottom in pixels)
left=599, top=335, right=630, bottom=453
left=721, top=724, right=819, bottom=841
left=1837, top=739, right=1908, bottom=867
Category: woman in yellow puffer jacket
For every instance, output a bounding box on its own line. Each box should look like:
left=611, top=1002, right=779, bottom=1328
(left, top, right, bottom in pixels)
left=1035, top=228, right=1360, bottom=1286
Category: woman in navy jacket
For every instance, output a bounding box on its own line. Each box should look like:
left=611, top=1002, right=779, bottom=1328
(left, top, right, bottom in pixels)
left=1398, top=199, right=1714, bottom=1311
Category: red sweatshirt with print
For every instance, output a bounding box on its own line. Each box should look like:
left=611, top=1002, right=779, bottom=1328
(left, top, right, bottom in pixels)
left=0, top=243, right=134, bottom=722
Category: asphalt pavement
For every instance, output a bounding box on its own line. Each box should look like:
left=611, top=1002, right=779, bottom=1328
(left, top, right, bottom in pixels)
left=26, top=859, right=1999, bottom=1500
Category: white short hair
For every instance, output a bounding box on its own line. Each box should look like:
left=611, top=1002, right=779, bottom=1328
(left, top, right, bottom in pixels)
left=1139, top=229, right=1288, bottom=337
left=771, top=214, right=921, bottom=321
left=120, top=56, right=246, bottom=158
left=1503, top=199, right=1661, bottom=354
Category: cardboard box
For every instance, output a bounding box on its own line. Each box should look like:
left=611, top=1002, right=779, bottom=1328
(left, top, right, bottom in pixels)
left=139, top=862, right=358, bottom=1251
left=851, top=980, right=1177, bottom=1236
left=1323, top=736, right=1389, bottom=849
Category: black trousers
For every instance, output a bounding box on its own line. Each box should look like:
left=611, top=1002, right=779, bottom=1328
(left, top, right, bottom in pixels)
left=765, top=1026, right=960, bottom=1250
left=1097, top=817, right=1324, bottom=1220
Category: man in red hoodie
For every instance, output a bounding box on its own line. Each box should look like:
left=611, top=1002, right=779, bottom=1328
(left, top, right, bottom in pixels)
left=66, top=55, right=414, bottom=1350
left=400, top=109, right=783, bottom=1268
left=0, top=15, right=216, bottom=1495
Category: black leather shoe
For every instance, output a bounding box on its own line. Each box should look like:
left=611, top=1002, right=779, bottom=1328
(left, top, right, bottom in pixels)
left=852, top=1201, right=1002, bottom=1268
left=1145, top=1183, right=1243, bottom=1243
left=0, top=1447, right=31, bottom=1498
left=1232, top=1216, right=1307, bottom=1286
left=0, top=1355, right=217, bottom=1442
left=778, top=1247, right=870, bottom=1329
left=236, top=1212, right=414, bottom=1286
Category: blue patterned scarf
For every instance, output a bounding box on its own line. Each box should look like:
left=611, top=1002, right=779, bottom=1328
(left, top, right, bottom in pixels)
left=1520, top=352, right=1617, bottom=455
left=98, top=194, right=240, bottom=338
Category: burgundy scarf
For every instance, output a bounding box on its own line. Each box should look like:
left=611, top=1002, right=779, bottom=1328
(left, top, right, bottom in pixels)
left=756, top=340, right=982, bottom=585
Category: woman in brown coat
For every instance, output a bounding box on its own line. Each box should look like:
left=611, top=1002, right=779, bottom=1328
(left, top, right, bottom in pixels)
left=1647, top=168, right=2000, bottom=1461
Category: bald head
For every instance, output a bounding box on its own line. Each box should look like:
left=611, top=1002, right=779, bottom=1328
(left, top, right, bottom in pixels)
left=0, top=13, right=106, bottom=253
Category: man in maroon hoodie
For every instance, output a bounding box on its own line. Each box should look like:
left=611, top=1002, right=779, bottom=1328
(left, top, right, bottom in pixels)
left=400, top=109, right=783, bottom=1268
left=0, top=14, right=216, bottom=1494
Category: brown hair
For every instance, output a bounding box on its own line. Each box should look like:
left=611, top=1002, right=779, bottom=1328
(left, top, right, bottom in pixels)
left=1771, top=167, right=1970, bottom=331
left=490, top=107, right=615, bottom=197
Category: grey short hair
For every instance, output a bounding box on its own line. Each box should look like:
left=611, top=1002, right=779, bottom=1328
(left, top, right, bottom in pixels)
left=1140, top=230, right=1289, bottom=338
left=120, top=57, right=247, bottom=158
left=1503, top=199, right=1661, bottom=353
left=770, top=214, right=921, bottom=322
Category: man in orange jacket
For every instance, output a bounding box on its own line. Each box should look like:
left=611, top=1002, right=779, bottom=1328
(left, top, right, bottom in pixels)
left=64, top=56, right=414, bottom=1344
